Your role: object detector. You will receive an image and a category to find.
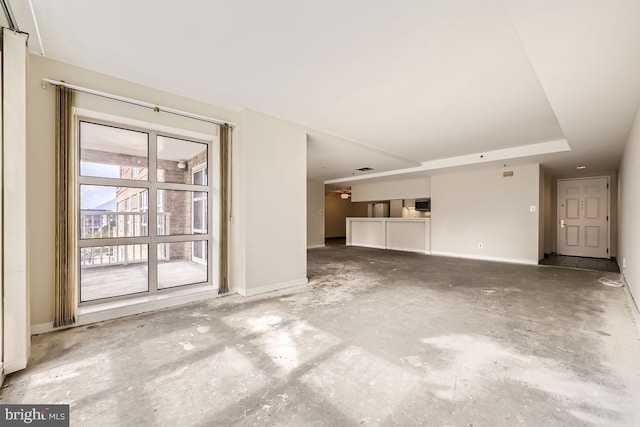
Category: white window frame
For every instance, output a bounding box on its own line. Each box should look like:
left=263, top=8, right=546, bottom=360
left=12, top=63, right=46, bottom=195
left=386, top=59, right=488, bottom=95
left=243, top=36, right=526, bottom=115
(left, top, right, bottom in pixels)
left=74, top=110, right=219, bottom=308
left=191, top=164, right=208, bottom=265
left=140, top=191, right=149, bottom=236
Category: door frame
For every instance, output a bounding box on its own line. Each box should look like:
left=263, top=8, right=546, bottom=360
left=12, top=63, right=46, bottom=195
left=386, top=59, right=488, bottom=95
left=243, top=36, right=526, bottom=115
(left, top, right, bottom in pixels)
left=556, top=176, right=611, bottom=259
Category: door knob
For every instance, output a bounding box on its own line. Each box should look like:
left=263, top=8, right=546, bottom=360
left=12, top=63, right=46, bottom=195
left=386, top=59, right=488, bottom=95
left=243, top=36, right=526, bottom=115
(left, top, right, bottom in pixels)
left=560, top=219, right=566, bottom=228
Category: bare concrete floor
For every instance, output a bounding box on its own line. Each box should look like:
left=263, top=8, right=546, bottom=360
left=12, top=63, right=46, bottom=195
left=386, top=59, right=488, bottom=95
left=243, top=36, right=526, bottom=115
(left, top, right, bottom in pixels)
left=2, top=246, right=640, bottom=426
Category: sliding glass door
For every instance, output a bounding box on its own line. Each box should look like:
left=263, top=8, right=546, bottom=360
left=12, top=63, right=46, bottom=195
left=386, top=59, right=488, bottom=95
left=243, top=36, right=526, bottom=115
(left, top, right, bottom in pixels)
left=77, top=119, right=216, bottom=303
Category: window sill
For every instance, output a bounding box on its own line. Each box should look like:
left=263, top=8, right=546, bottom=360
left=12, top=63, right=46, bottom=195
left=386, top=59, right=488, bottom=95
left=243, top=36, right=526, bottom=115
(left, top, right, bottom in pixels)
left=77, top=285, right=220, bottom=326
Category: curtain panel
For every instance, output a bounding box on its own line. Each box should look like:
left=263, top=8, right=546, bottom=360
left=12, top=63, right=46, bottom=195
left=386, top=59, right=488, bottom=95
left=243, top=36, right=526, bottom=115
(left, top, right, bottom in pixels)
left=54, top=86, right=75, bottom=327
left=218, top=124, right=231, bottom=294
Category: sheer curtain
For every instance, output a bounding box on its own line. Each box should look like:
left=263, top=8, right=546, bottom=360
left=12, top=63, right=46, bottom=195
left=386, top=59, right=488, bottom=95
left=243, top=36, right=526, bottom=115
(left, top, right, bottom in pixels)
left=54, top=86, right=76, bottom=327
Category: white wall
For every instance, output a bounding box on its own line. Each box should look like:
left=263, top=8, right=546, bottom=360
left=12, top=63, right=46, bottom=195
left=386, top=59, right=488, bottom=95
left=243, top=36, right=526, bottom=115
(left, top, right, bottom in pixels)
left=351, top=176, right=430, bottom=202
left=3, top=30, right=30, bottom=375
left=307, top=180, right=325, bottom=248
left=618, top=106, right=640, bottom=307
left=431, top=164, right=541, bottom=264
left=237, top=109, right=308, bottom=296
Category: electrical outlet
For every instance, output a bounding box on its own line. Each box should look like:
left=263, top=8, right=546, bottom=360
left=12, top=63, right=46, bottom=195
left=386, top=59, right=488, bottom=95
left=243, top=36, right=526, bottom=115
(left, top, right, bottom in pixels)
left=529, top=205, right=536, bottom=212
left=478, top=243, right=483, bottom=249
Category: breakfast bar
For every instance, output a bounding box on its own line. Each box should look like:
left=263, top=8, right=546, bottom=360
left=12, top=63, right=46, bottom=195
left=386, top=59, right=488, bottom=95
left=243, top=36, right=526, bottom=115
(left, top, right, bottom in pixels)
left=345, top=218, right=431, bottom=254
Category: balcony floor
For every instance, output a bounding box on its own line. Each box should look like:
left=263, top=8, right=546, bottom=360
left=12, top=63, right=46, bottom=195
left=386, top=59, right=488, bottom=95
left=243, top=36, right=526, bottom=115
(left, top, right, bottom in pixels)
left=81, top=259, right=207, bottom=302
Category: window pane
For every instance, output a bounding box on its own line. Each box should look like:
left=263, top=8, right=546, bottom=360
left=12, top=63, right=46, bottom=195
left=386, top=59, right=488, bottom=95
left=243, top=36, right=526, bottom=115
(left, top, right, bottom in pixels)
left=80, top=244, right=149, bottom=301
left=80, top=185, right=148, bottom=239
left=157, top=189, right=208, bottom=236
left=80, top=121, right=149, bottom=181
left=157, top=135, right=207, bottom=185
left=158, top=241, right=207, bottom=289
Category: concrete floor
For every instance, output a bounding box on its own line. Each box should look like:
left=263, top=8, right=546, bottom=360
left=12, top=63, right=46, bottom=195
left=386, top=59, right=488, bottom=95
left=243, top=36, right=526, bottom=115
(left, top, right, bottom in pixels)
left=2, top=246, right=640, bottom=426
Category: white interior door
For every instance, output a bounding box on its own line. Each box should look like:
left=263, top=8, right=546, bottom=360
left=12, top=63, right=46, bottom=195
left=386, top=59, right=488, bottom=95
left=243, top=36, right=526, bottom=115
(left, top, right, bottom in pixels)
left=557, top=177, right=609, bottom=258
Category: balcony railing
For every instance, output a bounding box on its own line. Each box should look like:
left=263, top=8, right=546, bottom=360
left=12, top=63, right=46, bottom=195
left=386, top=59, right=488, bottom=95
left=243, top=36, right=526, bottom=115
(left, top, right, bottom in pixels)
left=80, top=211, right=171, bottom=267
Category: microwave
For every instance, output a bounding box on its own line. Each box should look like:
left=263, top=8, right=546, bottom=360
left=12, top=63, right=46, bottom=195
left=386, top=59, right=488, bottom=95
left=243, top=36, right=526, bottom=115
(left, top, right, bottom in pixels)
left=415, top=199, right=431, bottom=211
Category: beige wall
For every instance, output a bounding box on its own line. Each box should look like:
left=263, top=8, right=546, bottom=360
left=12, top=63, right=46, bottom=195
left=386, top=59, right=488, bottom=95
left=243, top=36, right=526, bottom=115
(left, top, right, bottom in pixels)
left=27, top=56, right=308, bottom=324
left=618, top=106, right=640, bottom=306
left=307, top=180, right=325, bottom=248
left=325, top=193, right=368, bottom=238
left=239, top=109, right=307, bottom=295
left=431, top=164, right=541, bottom=264
left=28, top=56, right=235, bottom=326
left=390, top=199, right=403, bottom=217
left=351, top=176, right=430, bottom=202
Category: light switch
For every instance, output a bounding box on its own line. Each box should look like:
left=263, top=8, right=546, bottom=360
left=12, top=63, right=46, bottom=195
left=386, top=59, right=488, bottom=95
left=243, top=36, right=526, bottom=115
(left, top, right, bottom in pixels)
left=319, top=210, right=323, bottom=215
left=529, top=205, right=536, bottom=212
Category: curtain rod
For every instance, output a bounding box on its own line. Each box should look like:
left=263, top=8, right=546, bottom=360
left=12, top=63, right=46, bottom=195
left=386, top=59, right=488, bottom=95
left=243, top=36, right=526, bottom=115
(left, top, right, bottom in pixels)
left=1, top=0, right=19, bottom=32
left=42, top=78, right=236, bottom=127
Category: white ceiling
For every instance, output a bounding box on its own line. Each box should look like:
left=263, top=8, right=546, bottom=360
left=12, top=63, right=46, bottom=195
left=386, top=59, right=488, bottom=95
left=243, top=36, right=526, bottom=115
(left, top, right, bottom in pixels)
left=307, top=134, right=418, bottom=181
left=0, top=10, right=8, bottom=29
left=12, top=0, right=640, bottom=182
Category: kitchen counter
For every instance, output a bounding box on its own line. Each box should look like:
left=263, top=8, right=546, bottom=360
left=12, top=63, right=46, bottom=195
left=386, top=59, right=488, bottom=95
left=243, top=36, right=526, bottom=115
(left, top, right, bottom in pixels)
left=346, top=217, right=430, bottom=254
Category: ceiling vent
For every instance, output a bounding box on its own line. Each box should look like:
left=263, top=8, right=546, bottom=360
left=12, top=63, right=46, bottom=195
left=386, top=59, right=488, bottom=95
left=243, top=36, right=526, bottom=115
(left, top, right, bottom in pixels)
left=355, top=167, right=374, bottom=172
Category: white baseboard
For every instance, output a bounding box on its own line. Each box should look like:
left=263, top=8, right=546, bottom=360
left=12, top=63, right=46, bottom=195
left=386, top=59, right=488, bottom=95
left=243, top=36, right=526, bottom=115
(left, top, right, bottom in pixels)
left=430, top=251, right=538, bottom=266
left=31, top=322, right=59, bottom=336
left=31, top=286, right=223, bottom=336
left=621, top=273, right=640, bottom=318
left=387, top=246, right=430, bottom=255
left=307, top=244, right=325, bottom=249
left=237, top=277, right=308, bottom=297
left=621, top=274, right=640, bottom=339
left=347, top=243, right=386, bottom=250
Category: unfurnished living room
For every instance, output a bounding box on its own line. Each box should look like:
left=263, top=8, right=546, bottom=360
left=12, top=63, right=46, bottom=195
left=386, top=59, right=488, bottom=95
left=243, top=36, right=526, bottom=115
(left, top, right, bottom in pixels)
left=1, top=1, right=640, bottom=426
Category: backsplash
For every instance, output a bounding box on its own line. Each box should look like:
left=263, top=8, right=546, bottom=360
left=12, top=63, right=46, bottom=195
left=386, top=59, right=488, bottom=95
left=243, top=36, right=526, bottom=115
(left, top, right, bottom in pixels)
left=402, top=208, right=431, bottom=218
